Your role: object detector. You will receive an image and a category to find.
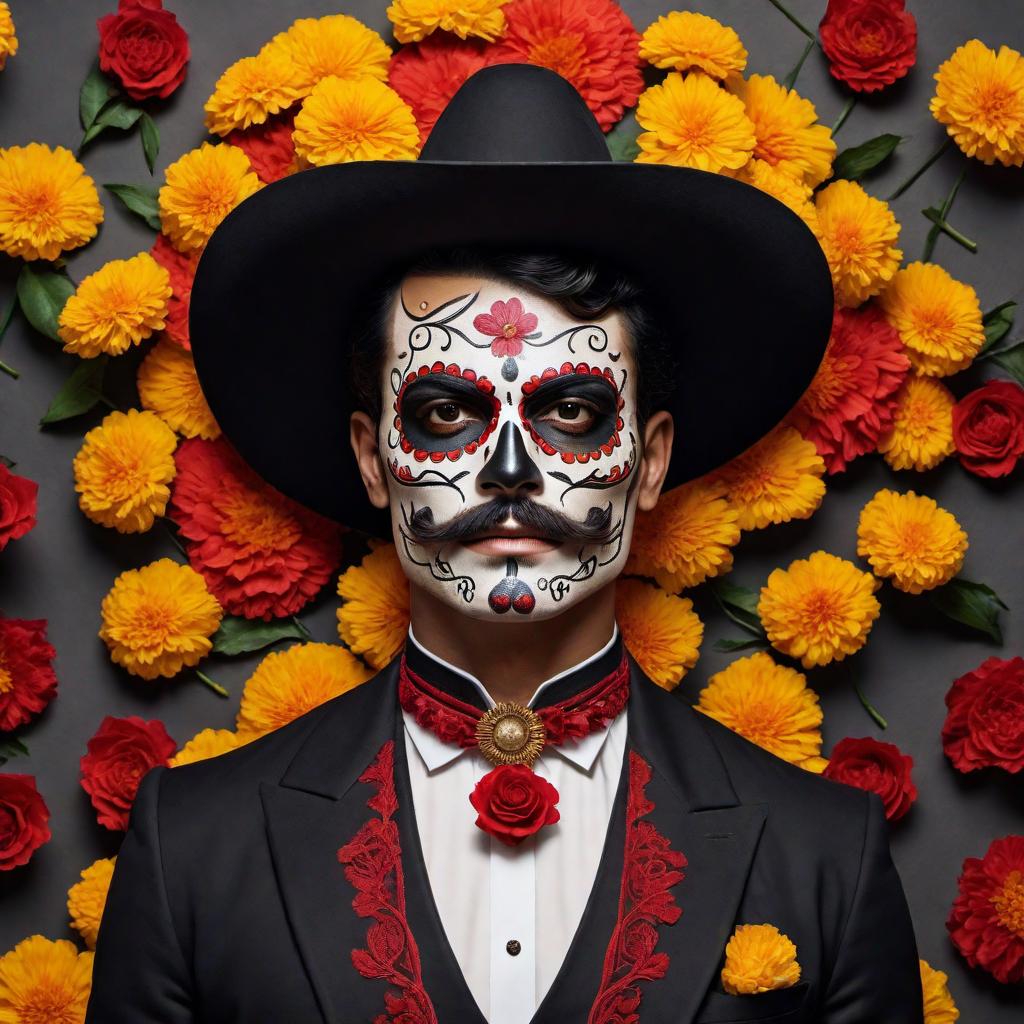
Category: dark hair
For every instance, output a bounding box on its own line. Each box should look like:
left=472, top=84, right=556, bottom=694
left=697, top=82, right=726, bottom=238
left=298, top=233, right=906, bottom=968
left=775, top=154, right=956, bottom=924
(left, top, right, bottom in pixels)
left=348, top=244, right=675, bottom=432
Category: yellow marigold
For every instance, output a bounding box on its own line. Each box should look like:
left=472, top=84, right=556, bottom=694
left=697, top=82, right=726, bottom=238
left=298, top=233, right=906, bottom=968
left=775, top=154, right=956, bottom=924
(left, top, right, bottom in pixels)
left=639, top=10, right=747, bottom=79
left=616, top=578, right=703, bottom=691
left=857, top=489, right=967, bottom=594
left=0, top=143, right=103, bottom=262
left=337, top=542, right=411, bottom=669
left=169, top=727, right=249, bottom=766
left=877, top=375, right=956, bottom=471
left=99, top=558, right=223, bottom=680
left=625, top=477, right=740, bottom=592
left=712, top=425, right=826, bottom=531
left=758, top=551, right=881, bottom=668
left=731, top=73, right=836, bottom=187
left=737, top=158, right=818, bottom=233
left=137, top=337, right=221, bottom=440
left=67, top=857, right=115, bottom=950
left=930, top=39, right=1024, bottom=167
left=0, top=935, right=93, bottom=1019
left=57, top=252, right=170, bottom=359
left=721, top=922, right=801, bottom=995
left=0, top=2, right=17, bottom=71
left=697, top=651, right=825, bottom=770
left=237, top=642, right=374, bottom=738
left=920, top=958, right=960, bottom=1024
left=159, top=142, right=261, bottom=254
left=73, top=408, right=178, bottom=534
left=635, top=71, right=756, bottom=174
left=388, top=0, right=508, bottom=44
left=262, top=14, right=392, bottom=97
left=879, top=262, right=984, bottom=377
left=815, top=179, right=902, bottom=308
left=204, top=49, right=305, bottom=137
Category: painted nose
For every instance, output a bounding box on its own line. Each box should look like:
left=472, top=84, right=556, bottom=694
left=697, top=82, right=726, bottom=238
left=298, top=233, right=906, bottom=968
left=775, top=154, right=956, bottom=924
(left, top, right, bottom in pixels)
left=477, top=422, right=543, bottom=496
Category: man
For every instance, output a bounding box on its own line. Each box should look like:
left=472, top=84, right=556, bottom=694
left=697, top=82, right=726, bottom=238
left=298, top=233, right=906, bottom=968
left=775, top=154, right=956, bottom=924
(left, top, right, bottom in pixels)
left=85, top=64, right=924, bottom=1023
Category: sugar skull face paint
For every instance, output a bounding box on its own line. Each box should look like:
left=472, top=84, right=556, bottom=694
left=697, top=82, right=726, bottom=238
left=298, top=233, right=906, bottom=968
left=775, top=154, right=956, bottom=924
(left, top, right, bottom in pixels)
left=378, top=273, right=643, bottom=621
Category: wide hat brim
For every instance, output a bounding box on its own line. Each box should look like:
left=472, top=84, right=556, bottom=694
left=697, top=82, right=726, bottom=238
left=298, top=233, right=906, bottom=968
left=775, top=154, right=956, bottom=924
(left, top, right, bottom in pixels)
left=190, top=75, right=833, bottom=536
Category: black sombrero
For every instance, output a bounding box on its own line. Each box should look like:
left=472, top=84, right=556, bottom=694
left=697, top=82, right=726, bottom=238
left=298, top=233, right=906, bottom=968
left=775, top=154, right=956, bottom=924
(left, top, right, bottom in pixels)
left=189, top=62, right=834, bottom=535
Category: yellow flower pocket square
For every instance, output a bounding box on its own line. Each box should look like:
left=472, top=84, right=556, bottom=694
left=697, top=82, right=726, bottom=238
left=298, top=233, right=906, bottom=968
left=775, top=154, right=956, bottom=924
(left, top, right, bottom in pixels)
left=720, top=922, right=802, bottom=995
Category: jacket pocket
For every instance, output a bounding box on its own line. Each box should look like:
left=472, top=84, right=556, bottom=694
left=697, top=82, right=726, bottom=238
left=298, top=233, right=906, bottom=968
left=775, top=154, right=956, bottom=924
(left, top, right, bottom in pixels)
left=693, top=978, right=810, bottom=1023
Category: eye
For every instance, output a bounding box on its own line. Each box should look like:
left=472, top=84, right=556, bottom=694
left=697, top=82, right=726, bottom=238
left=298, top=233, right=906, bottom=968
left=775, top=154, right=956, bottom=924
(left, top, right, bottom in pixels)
left=534, top=398, right=598, bottom=435
left=417, top=399, right=485, bottom=436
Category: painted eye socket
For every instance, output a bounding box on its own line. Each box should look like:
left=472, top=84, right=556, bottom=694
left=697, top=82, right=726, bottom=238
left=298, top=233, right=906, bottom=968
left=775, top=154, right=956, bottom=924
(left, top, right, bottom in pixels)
left=397, top=373, right=499, bottom=455
left=417, top=399, right=486, bottom=437
left=533, top=398, right=599, bottom=436
left=521, top=374, right=621, bottom=455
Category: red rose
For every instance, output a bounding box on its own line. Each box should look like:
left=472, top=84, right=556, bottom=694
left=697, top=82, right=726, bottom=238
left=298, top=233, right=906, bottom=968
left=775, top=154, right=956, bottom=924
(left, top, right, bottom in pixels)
left=0, top=773, right=51, bottom=871
left=0, top=615, right=58, bottom=732
left=469, top=763, right=560, bottom=846
left=942, top=656, right=1024, bottom=774
left=97, top=0, right=189, bottom=102
left=819, top=0, right=917, bottom=93
left=0, top=463, right=38, bottom=551
left=822, top=736, right=917, bottom=821
left=952, top=380, right=1024, bottom=478
left=80, top=715, right=176, bottom=830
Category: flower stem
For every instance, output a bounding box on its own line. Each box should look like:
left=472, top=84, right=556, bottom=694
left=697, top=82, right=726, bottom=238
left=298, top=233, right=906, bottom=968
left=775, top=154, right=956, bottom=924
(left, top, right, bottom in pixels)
left=782, top=38, right=816, bottom=89
left=852, top=677, right=888, bottom=729
left=291, top=615, right=313, bottom=641
left=195, top=669, right=229, bottom=698
left=0, top=358, right=18, bottom=379
left=886, top=137, right=952, bottom=200
left=97, top=393, right=120, bottom=411
left=767, top=0, right=816, bottom=40
left=922, top=168, right=967, bottom=261
left=922, top=207, right=978, bottom=253
left=831, top=96, right=857, bottom=136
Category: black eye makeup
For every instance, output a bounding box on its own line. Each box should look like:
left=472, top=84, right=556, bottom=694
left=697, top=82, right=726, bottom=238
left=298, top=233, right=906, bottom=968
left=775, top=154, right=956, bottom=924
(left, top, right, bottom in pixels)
left=395, top=367, right=501, bottom=458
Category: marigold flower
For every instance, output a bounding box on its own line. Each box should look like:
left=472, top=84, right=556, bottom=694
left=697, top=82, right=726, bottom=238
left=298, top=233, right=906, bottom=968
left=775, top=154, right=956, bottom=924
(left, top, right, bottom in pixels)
left=261, top=13, right=392, bottom=98
left=67, top=857, right=115, bottom=950
left=226, top=112, right=298, bottom=183
left=490, top=0, right=643, bottom=132
left=737, top=158, right=818, bottom=232
left=721, top=923, right=801, bottom=995
left=159, top=142, right=261, bottom=254
left=731, top=74, right=836, bottom=186
left=0, top=143, right=103, bottom=261
left=635, top=71, right=756, bottom=173
left=149, top=232, right=197, bottom=349
left=169, top=727, right=249, bottom=767
left=99, top=558, right=223, bottom=679
left=138, top=338, right=221, bottom=440
left=0, top=2, right=17, bottom=71
left=0, top=936, right=93, bottom=1018
left=236, top=642, right=374, bottom=739
left=73, top=409, right=178, bottom=534
left=0, top=615, right=58, bottom=732
left=919, top=958, right=960, bottom=1024
left=292, top=75, right=421, bottom=166
left=758, top=550, right=881, bottom=668
left=337, top=541, right=411, bottom=669
left=388, top=0, right=509, bottom=44
left=931, top=40, right=1024, bottom=167
left=879, top=262, right=984, bottom=377
left=615, top=578, right=703, bottom=691
left=712, top=425, right=826, bottom=531
left=204, top=48, right=304, bottom=137
left=877, top=375, right=956, bottom=471
left=639, top=10, right=746, bottom=79
left=697, top=652, right=825, bottom=771
left=625, top=477, right=740, bottom=591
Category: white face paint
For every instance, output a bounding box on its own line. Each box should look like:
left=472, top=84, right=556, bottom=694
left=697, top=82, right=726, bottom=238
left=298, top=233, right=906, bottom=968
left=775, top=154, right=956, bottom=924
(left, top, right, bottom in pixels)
left=378, top=273, right=643, bottom=620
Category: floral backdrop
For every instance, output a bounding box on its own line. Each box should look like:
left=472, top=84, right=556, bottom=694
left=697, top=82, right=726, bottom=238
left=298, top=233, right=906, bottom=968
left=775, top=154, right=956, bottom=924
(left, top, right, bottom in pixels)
left=0, top=0, right=1022, bottom=1020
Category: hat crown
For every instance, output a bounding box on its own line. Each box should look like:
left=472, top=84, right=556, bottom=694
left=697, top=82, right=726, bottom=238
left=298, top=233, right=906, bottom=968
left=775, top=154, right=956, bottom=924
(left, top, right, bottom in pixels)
left=420, top=62, right=612, bottom=164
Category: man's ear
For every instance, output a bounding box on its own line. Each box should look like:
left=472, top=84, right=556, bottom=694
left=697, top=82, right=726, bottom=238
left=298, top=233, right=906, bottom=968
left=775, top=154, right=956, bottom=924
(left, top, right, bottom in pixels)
left=636, top=410, right=674, bottom=512
left=349, top=411, right=390, bottom=510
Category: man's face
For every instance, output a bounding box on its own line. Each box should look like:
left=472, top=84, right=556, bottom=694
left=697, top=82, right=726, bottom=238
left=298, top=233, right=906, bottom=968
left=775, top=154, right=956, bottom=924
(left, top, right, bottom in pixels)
left=377, top=272, right=644, bottom=620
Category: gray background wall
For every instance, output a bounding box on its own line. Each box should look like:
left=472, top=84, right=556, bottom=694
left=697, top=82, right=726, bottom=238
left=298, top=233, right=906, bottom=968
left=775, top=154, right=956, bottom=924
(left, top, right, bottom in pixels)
left=0, top=0, right=1021, bottom=1019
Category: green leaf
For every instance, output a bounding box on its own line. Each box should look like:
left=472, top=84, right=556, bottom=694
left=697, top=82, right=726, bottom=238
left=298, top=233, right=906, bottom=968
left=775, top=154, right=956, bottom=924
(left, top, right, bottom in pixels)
left=712, top=636, right=770, bottom=653
left=81, top=99, right=143, bottom=148
left=606, top=116, right=640, bottom=162
left=104, top=183, right=162, bottom=231
left=928, top=578, right=1008, bottom=643
left=79, top=62, right=118, bottom=131
left=978, top=301, right=1017, bottom=355
left=210, top=616, right=311, bottom=657
left=0, top=294, right=17, bottom=345
left=140, top=113, right=160, bottom=174
left=832, top=134, right=902, bottom=181
left=991, top=340, right=1024, bottom=386
left=0, top=736, right=30, bottom=766
left=16, top=263, right=75, bottom=341
left=710, top=579, right=766, bottom=637
left=39, top=355, right=109, bottom=425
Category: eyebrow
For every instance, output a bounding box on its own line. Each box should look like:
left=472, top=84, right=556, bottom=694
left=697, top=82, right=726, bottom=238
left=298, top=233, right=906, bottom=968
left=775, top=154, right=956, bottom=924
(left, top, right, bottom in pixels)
left=521, top=373, right=619, bottom=408
left=399, top=375, right=495, bottom=405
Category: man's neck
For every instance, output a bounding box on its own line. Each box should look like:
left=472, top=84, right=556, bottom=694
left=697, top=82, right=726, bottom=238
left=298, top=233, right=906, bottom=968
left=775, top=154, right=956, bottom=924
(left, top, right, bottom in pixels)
left=408, top=581, right=618, bottom=705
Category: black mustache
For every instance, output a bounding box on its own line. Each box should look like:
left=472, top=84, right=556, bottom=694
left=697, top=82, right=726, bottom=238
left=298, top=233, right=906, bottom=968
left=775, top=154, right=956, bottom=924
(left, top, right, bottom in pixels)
left=406, top=497, right=616, bottom=546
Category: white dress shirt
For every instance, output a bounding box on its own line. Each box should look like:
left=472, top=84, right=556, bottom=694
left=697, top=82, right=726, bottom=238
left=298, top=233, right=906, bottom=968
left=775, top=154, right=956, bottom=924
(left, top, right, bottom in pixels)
left=401, top=623, right=628, bottom=1024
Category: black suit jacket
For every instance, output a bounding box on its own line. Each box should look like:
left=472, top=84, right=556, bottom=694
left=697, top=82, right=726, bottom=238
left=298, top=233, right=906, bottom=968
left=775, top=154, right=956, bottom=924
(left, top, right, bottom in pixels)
left=85, top=652, right=924, bottom=1023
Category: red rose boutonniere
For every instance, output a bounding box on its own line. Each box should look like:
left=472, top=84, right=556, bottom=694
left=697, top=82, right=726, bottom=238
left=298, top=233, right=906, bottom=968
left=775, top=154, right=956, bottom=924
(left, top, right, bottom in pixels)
left=819, top=0, right=917, bottom=93
left=469, top=763, right=560, bottom=846
left=97, top=0, right=189, bottom=102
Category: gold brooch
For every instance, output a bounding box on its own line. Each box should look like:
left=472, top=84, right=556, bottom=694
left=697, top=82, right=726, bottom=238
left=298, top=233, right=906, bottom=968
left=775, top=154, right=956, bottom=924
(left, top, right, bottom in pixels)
left=476, top=703, right=547, bottom=767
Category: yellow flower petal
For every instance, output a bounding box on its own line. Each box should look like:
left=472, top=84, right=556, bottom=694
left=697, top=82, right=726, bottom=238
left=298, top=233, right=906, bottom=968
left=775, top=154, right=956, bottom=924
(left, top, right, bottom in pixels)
left=877, top=375, right=956, bottom=471
left=337, top=542, right=411, bottom=669
left=67, top=857, right=116, bottom=951
left=721, top=922, right=801, bottom=995
left=639, top=10, right=747, bottom=79
left=137, top=337, right=221, bottom=439
left=0, top=935, right=93, bottom=1021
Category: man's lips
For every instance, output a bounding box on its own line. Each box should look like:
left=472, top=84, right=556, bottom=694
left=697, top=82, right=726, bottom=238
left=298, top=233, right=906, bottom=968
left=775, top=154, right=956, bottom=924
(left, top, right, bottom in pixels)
left=459, top=525, right=562, bottom=556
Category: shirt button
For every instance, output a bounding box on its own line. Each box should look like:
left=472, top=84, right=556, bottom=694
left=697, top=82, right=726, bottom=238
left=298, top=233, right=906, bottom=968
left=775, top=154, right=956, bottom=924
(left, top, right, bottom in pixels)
left=506, top=939, right=521, bottom=956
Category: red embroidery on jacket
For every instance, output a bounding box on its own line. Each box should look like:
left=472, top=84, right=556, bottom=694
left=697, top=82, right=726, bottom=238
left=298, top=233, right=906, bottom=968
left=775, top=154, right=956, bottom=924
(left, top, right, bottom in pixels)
left=337, top=740, right=439, bottom=1024
left=587, top=751, right=688, bottom=1024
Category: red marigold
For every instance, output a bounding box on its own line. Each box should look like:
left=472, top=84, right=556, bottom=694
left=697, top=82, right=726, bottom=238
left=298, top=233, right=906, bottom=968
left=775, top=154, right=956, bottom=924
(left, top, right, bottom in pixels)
left=489, top=0, right=643, bottom=132
left=947, top=834, right=1024, bottom=984
left=389, top=34, right=492, bottom=144
left=79, top=714, right=176, bottom=831
left=822, top=735, right=917, bottom=821
left=226, top=112, right=297, bottom=183
left=819, top=0, right=917, bottom=94
left=942, top=656, right=1024, bottom=774
left=0, top=615, right=58, bottom=732
left=0, top=773, right=51, bottom=871
left=169, top=437, right=343, bottom=621
left=0, top=463, right=38, bottom=551
left=149, top=231, right=197, bottom=350
left=788, top=305, right=911, bottom=473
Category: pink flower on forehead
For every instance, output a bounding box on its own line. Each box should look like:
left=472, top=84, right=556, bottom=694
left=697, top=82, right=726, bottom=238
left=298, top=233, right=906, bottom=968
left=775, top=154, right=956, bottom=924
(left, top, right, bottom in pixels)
left=473, top=297, right=539, bottom=358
